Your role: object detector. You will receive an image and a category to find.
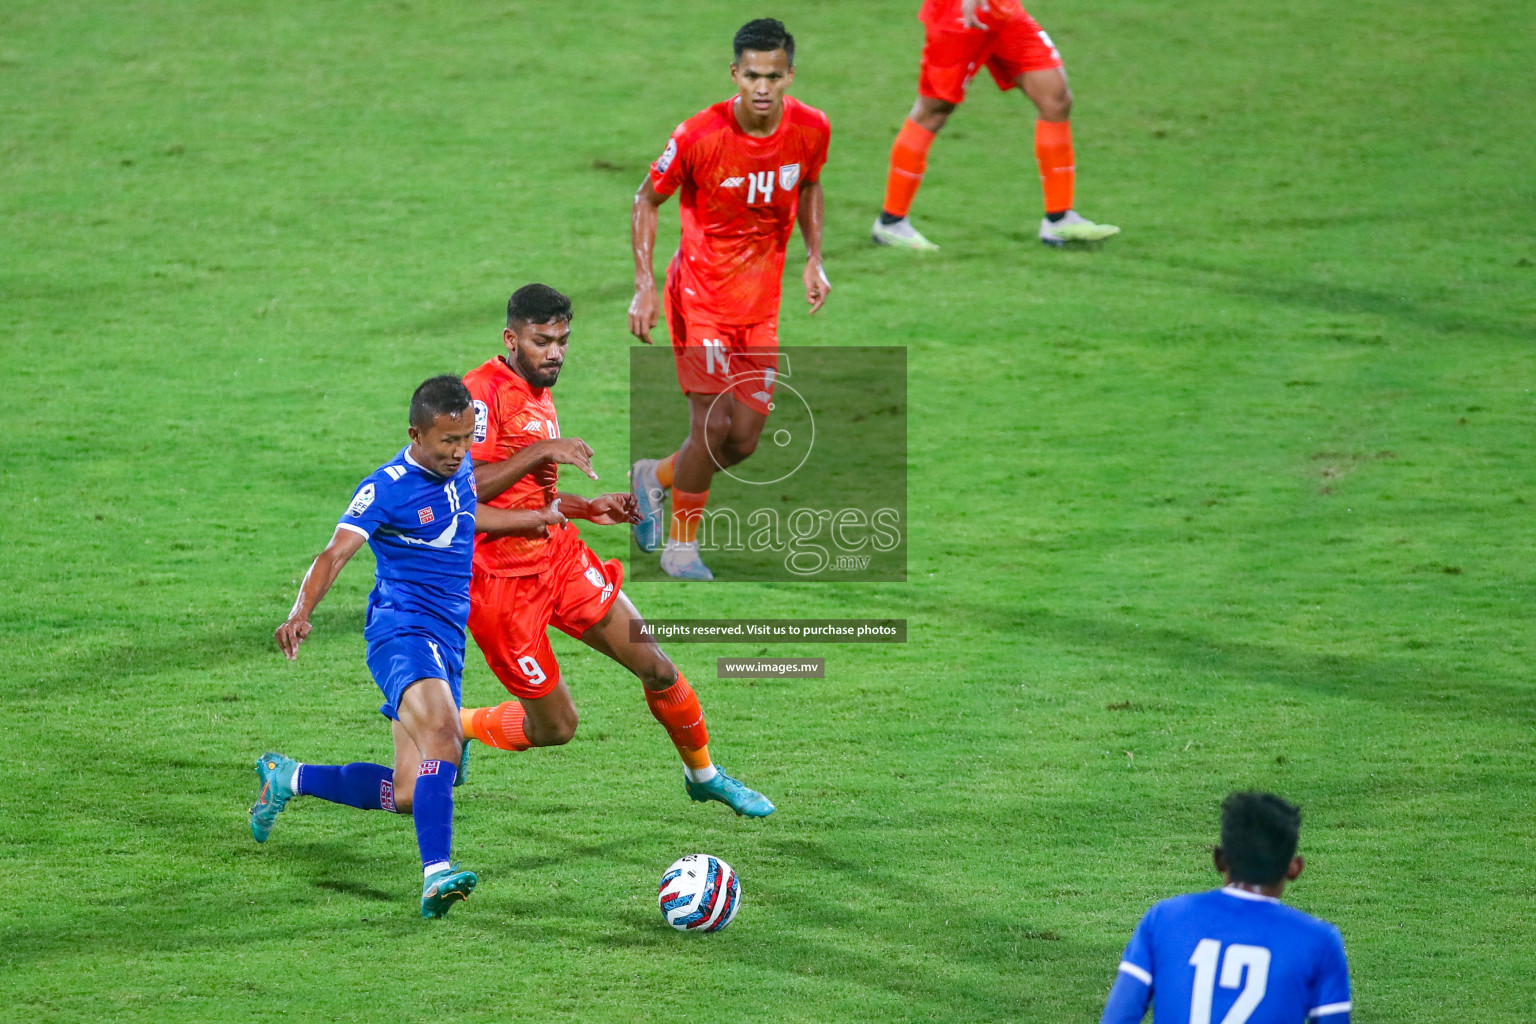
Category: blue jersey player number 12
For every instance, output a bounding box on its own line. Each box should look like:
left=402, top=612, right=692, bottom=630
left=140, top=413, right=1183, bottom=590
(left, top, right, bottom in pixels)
left=1101, top=792, right=1352, bottom=1024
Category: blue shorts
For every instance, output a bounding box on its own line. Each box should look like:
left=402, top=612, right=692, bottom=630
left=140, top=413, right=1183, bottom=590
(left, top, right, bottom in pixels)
left=364, top=632, right=464, bottom=721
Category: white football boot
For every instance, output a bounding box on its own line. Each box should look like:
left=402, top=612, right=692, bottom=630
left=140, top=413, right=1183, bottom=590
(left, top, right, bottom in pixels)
left=660, top=541, right=715, bottom=581
left=871, top=215, right=939, bottom=251
left=1039, top=210, right=1120, bottom=247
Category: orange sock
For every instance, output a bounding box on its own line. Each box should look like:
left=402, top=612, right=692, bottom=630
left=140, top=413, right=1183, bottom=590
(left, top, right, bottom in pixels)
left=655, top=452, right=676, bottom=489
left=1034, top=119, right=1075, bottom=215
left=882, top=118, right=936, bottom=219
left=645, top=674, right=711, bottom=770
left=669, top=487, right=708, bottom=544
left=461, top=701, right=530, bottom=751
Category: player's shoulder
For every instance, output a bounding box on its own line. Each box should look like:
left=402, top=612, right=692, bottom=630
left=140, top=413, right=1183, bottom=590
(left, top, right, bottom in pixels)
left=387, top=447, right=438, bottom=489
left=673, top=100, right=737, bottom=145
left=1269, top=897, right=1345, bottom=945
left=347, top=448, right=411, bottom=514
left=1142, top=888, right=1211, bottom=925
left=783, top=95, right=830, bottom=133
left=462, top=356, right=506, bottom=395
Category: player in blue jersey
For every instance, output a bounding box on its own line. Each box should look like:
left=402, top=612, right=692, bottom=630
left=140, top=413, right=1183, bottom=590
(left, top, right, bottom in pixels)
left=250, top=375, right=565, bottom=919
left=1101, top=792, right=1352, bottom=1024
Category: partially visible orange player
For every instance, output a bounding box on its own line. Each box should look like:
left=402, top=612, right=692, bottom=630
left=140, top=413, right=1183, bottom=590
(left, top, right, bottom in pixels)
left=459, top=283, right=774, bottom=818
left=627, top=17, right=831, bottom=581
left=871, top=0, right=1120, bottom=250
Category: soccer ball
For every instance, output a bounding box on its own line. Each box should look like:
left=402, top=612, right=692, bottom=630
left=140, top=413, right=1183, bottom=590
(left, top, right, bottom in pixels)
left=658, top=854, right=741, bottom=933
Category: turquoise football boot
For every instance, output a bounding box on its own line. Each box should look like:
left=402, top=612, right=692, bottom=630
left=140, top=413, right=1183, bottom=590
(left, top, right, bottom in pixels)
left=250, top=751, right=299, bottom=843
left=685, top=767, right=775, bottom=818
left=630, top=458, right=666, bottom=553
left=455, top=738, right=469, bottom=788
left=421, top=865, right=478, bottom=919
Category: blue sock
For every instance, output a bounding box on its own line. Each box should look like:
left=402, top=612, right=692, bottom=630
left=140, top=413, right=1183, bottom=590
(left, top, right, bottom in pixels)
left=295, top=763, right=397, bottom=812
left=412, top=759, right=457, bottom=872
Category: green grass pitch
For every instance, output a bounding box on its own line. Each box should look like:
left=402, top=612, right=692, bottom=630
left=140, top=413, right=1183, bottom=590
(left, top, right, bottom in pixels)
left=3, top=0, right=1534, bottom=1020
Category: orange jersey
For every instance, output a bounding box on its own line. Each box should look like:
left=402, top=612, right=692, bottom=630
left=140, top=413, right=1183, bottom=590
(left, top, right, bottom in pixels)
left=464, top=355, right=571, bottom=577
left=920, top=0, right=1026, bottom=30
left=649, top=95, right=830, bottom=325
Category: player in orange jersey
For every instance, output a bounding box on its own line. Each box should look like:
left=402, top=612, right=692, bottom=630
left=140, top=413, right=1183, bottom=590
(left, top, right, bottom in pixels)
left=458, top=283, right=774, bottom=817
left=627, top=18, right=831, bottom=581
left=871, top=0, right=1119, bottom=250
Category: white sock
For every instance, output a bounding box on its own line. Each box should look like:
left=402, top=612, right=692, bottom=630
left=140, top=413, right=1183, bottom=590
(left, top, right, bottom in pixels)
left=684, top=763, right=718, bottom=784
left=291, top=763, right=306, bottom=793
left=423, top=860, right=451, bottom=878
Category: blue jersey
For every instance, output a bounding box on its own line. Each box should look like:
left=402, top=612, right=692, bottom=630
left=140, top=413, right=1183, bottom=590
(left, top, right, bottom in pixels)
left=336, top=446, right=477, bottom=651
left=1103, top=887, right=1351, bottom=1024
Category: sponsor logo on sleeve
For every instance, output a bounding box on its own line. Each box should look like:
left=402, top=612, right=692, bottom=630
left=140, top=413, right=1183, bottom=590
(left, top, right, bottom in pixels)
left=655, top=137, right=678, bottom=174
left=473, top=399, right=488, bottom=443
left=778, top=162, right=800, bottom=190
left=347, top=483, right=376, bottom=517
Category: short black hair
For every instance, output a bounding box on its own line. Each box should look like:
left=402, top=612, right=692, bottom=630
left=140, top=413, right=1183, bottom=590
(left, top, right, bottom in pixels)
left=733, top=18, right=794, bottom=66
left=409, top=374, right=472, bottom=430
left=506, top=283, right=573, bottom=328
left=1220, top=792, right=1302, bottom=885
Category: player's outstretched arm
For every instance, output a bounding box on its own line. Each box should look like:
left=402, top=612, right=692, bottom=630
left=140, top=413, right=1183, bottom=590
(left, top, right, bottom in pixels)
left=274, top=526, right=368, bottom=660
left=556, top=491, right=641, bottom=526
left=797, top=179, right=831, bottom=314
left=476, top=499, right=567, bottom=539
left=628, top=178, right=668, bottom=344
left=474, top=437, right=596, bottom=503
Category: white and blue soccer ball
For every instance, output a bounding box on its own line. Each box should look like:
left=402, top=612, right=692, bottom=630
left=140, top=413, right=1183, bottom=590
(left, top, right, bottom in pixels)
left=658, top=854, right=741, bottom=933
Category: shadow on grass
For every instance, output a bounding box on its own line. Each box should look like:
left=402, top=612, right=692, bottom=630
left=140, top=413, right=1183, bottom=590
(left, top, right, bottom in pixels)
left=314, top=878, right=396, bottom=902
left=1122, top=252, right=1533, bottom=344
left=12, top=605, right=365, bottom=700
left=992, top=605, right=1534, bottom=721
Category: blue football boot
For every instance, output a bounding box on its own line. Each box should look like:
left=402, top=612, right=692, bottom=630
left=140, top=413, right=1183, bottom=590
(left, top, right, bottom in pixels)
left=421, top=865, right=478, bottom=919
left=685, top=767, right=775, bottom=817
left=630, top=458, right=666, bottom=553
left=250, top=751, right=299, bottom=843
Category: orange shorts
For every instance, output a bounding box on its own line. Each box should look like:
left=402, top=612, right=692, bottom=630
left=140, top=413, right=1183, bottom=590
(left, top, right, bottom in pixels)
left=665, top=276, right=780, bottom=417
left=467, top=531, right=624, bottom=700
left=918, top=14, right=1063, bottom=104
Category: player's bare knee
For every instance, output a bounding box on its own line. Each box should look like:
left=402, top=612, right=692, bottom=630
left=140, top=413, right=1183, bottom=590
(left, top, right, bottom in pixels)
left=419, top=724, right=464, bottom=764
left=706, top=408, right=734, bottom=443
left=1036, top=89, right=1072, bottom=122
left=703, top=424, right=736, bottom=465
left=638, top=651, right=678, bottom=691
left=721, top=436, right=757, bottom=465
left=909, top=96, right=953, bottom=132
